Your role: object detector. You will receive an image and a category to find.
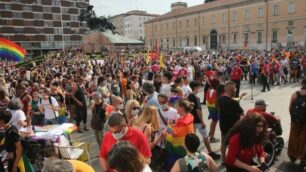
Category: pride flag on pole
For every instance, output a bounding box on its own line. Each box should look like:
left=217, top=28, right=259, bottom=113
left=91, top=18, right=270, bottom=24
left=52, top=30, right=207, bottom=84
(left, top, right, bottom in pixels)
left=146, top=47, right=150, bottom=64
left=160, top=52, right=165, bottom=68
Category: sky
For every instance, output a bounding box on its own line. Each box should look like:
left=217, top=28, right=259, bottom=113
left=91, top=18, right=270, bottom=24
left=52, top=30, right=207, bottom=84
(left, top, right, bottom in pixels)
left=90, top=0, right=204, bottom=17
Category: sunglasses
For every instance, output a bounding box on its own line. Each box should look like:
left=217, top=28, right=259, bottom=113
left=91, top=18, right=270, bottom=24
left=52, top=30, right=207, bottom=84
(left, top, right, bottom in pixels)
left=132, top=107, right=140, bottom=110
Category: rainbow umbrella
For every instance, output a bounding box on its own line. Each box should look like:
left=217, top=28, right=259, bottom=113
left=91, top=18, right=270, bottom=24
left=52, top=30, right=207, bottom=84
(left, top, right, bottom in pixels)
left=0, top=37, right=27, bottom=62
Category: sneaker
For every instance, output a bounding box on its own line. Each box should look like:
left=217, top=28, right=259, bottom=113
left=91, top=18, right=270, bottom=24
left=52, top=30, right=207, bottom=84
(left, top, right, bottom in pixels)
left=210, top=137, right=220, bottom=143
left=209, top=152, right=221, bottom=160
left=77, top=129, right=83, bottom=133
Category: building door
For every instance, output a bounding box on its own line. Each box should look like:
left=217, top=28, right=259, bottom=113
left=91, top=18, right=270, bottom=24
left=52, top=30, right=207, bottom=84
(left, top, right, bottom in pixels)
left=287, top=30, right=294, bottom=48
left=244, top=32, right=249, bottom=48
left=210, top=30, right=218, bottom=49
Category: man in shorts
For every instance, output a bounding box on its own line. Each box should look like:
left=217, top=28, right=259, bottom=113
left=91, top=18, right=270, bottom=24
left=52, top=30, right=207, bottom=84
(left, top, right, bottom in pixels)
left=188, top=80, right=221, bottom=160
left=217, top=81, right=244, bottom=163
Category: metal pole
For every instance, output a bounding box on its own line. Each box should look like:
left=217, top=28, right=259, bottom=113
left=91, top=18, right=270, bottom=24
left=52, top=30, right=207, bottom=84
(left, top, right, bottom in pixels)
left=265, top=0, right=269, bottom=50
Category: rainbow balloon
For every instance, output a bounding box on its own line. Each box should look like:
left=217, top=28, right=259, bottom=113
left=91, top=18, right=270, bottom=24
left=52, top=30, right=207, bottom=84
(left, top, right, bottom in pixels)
left=0, top=37, right=27, bottom=62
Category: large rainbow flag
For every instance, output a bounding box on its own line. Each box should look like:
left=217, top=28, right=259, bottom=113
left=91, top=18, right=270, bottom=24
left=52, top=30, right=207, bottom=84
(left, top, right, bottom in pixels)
left=165, top=114, right=194, bottom=170
left=0, top=37, right=27, bottom=62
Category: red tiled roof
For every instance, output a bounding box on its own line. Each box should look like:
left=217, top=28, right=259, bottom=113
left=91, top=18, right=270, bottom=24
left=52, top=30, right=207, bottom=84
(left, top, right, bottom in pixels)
left=146, top=0, right=251, bottom=23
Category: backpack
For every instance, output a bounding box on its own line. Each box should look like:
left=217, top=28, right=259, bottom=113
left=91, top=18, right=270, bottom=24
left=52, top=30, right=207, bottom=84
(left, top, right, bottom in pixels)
left=290, top=91, right=306, bottom=124
left=178, top=152, right=209, bottom=172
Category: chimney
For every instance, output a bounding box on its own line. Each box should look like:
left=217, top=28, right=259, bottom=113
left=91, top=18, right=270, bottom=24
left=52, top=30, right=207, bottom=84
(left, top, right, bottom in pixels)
left=171, top=2, right=188, bottom=11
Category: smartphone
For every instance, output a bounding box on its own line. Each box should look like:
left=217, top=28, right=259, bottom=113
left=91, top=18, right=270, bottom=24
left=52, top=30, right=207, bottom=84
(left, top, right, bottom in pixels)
left=258, top=163, right=269, bottom=171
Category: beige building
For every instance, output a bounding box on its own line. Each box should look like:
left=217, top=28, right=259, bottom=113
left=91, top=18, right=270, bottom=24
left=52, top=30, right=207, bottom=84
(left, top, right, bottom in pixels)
left=110, top=10, right=159, bottom=41
left=144, top=0, right=306, bottom=50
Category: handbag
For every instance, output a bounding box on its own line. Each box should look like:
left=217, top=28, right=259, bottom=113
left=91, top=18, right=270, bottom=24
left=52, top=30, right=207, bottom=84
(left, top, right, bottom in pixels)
left=150, top=137, right=167, bottom=171
left=149, top=109, right=168, bottom=171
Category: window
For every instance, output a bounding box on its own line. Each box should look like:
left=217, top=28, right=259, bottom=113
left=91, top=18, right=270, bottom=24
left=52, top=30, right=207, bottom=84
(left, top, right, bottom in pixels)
left=43, top=7, right=52, bottom=13
left=14, top=28, right=24, bottom=33
left=258, top=7, right=263, bottom=17
left=52, top=0, right=61, bottom=6
left=211, top=16, right=216, bottom=24
left=44, top=21, right=53, bottom=27
left=186, top=37, right=189, bottom=46
left=222, top=35, right=226, bottom=43
left=194, top=17, right=197, bottom=27
left=62, top=8, right=69, bottom=14
left=160, top=24, right=163, bottom=31
left=139, top=24, right=142, bottom=27
left=46, top=35, right=54, bottom=41
left=222, top=14, right=227, bottom=23
left=36, top=0, right=42, bottom=4
left=23, top=5, right=32, bottom=11
left=202, top=17, right=206, bottom=25
left=233, top=33, right=237, bottom=43
left=173, top=22, right=175, bottom=29
left=72, top=16, right=79, bottom=21
left=24, top=20, right=33, bottom=26
left=273, top=4, right=279, bottom=16
left=64, top=36, right=70, bottom=41
left=179, top=37, right=182, bottom=46
left=257, top=32, right=262, bottom=44
left=245, top=9, right=250, bottom=20
left=33, top=13, right=43, bottom=19
left=194, top=36, right=197, bottom=46
left=155, top=25, right=157, bottom=31
left=4, top=4, right=11, bottom=10
left=244, top=33, right=249, bottom=43
left=54, top=28, right=62, bottom=34
left=186, top=19, right=189, bottom=28
left=172, top=38, right=175, bottom=47
left=13, top=12, right=22, bottom=18
left=202, top=36, right=206, bottom=44
left=288, top=1, right=295, bottom=13
left=272, top=30, right=278, bottom=43
left=166, top=23, right=168, bottom=30
left=53, top=14, right=61, bottom=20
left=288, top=20, right=294, bottom=26
left=179, top=20, right=182, bottom=29
left=63, top=22, right=70, bottom=27
left=232, top=12, right=237, bottom=21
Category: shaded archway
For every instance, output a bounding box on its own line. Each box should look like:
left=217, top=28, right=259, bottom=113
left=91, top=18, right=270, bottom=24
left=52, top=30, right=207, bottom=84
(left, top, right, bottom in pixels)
left=210, top=30, right=218, bottom=49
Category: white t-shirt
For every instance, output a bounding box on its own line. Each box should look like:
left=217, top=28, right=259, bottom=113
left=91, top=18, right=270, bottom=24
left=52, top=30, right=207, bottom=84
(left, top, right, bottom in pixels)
left=182, top=85, right=192, bottom=98
left=160, top=83, right=172, bottom=96
left=38, top=97, right=59, bottom=120
left=142, top=164, right=152, bottom=172
left=159, top=107, right=179, bottom=129
left=8, top=109, right=26, bottom=130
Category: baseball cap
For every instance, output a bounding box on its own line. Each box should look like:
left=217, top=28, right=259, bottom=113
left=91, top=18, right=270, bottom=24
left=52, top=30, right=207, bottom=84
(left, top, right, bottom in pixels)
left=255, top=99, right=268, bottom=106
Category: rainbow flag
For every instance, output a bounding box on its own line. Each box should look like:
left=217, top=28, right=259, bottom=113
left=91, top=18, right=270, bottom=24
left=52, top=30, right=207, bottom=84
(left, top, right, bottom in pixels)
left=0, top=37, right=27, bottom=62
left=206, top=89, right=217, bottom=109
left=165, top=114, right=194, bottom=170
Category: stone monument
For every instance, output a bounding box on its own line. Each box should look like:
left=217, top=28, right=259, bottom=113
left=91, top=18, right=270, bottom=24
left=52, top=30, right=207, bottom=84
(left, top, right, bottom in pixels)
left=79, top=6, right=144, bottom=52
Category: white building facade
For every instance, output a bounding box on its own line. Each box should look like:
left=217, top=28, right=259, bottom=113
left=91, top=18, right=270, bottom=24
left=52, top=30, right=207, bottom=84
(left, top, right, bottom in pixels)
left=111, top=10, right=158, bottom=42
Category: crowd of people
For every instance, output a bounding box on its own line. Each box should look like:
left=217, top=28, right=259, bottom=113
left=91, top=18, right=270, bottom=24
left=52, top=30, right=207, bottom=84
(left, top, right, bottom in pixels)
left=0, top=47, right=305, bottom=172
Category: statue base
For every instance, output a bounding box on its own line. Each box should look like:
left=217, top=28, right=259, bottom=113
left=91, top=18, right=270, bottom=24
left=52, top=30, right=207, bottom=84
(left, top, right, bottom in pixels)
left=83, top=30, right=144, bottom=52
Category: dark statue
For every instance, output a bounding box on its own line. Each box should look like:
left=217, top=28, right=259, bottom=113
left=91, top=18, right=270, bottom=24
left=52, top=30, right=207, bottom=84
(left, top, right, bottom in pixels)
left=204, top=0, right=217, bottom=3
left=79, top=5, right=116, bottom=34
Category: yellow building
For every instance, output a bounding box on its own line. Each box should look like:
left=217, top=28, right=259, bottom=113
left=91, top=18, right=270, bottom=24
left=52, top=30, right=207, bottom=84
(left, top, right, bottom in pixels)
left=144, top=0, right=306, bottom=50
